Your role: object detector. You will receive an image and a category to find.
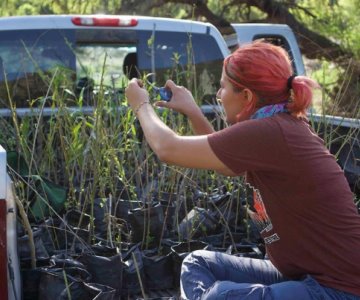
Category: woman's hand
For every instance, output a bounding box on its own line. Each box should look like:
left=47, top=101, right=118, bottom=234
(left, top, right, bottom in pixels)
left=154, top=80, right=200, bottom=117
left=125, top=78, right=150, bottom=110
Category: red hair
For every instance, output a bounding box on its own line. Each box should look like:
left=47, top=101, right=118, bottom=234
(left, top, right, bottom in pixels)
left=223, top=41, right=319, bottom=121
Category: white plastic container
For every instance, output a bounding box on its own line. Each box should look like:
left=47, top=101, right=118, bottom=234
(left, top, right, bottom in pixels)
left=0, top=145, right=21, bottom=300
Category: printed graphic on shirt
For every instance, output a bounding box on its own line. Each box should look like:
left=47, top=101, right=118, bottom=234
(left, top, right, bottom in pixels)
left=248, top=188, right=280, bottom=244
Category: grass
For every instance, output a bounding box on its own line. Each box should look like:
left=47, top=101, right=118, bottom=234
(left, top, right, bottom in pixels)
left=2, top=55, right=252, bottom=257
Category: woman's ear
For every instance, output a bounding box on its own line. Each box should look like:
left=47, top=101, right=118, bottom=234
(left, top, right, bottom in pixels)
left=242, top=88, right=254, bottom=104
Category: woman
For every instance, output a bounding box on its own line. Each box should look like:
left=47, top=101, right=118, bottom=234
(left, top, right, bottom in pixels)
left=125, top=41, right=360, bottom=299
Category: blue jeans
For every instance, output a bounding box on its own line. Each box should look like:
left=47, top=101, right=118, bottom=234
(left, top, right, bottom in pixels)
left=180, top=250, right=360, bottom=300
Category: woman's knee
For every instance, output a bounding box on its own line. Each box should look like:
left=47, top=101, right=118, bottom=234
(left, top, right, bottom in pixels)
left=182, top=250, right=215, bottom=271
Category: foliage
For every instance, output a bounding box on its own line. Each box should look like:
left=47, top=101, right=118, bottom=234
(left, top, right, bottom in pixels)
left=291, top=0, right=360, bottom=58
left=207, top=0, right=266, bottom=23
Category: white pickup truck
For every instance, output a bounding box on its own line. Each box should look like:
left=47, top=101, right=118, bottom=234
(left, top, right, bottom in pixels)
left=0, top=15, right=358, bottom=299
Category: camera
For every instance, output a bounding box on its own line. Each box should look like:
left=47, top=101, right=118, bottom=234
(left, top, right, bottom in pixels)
left=154, top=86, right=172, bottom=102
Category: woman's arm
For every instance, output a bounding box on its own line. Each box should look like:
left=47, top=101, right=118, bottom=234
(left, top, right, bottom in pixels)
left=125, top=79, right=236, bottom=176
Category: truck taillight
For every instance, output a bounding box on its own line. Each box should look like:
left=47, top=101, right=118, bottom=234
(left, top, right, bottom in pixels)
left=71, top=16, right=138, bottom=27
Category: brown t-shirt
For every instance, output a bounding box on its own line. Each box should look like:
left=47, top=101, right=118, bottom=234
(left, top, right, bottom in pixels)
left=208, top=113, right=360, bottom=296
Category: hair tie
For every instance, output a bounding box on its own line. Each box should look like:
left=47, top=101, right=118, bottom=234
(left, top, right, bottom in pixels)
left=287, top=75, right=296, bottom=89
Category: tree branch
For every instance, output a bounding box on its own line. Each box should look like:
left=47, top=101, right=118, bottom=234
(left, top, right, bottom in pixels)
left=163, top=0, right=234, bottom=33
left=247, top=0, right=350, bottom=60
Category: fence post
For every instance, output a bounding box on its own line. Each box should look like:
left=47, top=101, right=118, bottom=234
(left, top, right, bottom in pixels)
left=0, top=145, right=8, bottom=299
